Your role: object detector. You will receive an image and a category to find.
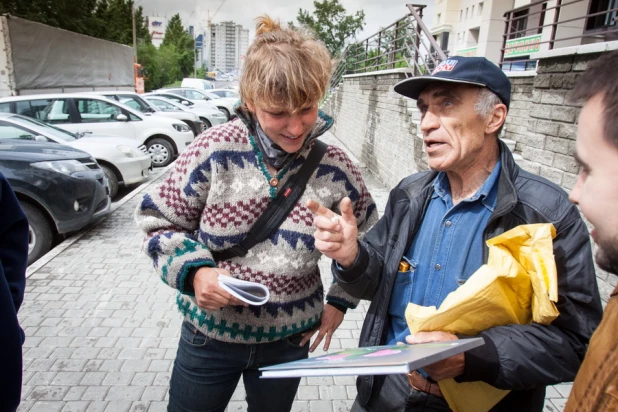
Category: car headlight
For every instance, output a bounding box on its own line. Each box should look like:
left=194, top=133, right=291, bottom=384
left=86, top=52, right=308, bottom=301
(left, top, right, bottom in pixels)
left=31, top=160, right=90, bottom=175
left=117, top=145, right=143, bottom=158
left=173, top=123, right=191, bottom=132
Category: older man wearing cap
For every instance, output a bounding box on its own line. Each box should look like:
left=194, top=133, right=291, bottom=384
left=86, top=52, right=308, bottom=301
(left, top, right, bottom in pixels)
left=308, top=56, right=602, bottom=411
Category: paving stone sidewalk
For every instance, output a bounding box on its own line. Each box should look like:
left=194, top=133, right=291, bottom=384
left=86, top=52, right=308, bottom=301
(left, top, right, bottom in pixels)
left=17, top=132, right=570, bottom=412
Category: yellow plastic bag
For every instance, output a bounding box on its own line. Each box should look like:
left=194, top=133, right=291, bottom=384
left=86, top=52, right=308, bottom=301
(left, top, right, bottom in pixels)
left=404, top=224, right=559, bottom=412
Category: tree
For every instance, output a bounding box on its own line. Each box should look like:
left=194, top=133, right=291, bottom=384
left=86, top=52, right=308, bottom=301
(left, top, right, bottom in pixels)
left=289, top=0, right=365, bottom=57
left=162, top=14, right=195, bottom=78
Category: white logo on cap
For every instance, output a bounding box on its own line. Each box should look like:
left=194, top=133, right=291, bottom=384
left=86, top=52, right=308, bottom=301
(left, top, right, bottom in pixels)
left=432, top=59, right=459, bottom=75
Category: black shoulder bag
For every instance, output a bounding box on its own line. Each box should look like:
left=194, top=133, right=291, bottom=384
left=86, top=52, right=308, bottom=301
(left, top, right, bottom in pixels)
left=211, top=140, right=328, bottom=262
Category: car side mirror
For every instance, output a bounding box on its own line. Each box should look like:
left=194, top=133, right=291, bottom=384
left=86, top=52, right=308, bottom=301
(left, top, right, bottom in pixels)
left=34, top=135, right=48, bottom=142
left=181, top=101, right=190, bottom=106
left=116, top=113, right=128, bottom=121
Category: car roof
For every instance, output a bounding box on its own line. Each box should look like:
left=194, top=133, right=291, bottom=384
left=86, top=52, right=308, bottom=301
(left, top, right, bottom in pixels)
left=0, top=93, right=144, bottom=118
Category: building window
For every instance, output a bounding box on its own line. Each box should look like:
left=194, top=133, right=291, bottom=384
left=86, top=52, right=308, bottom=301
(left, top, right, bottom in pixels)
left=465, top=8, right=469, bottom=19
left=441, top=32, right=450, bottom=51
left=586, top=0, right=618, bottom=31
left=479, top=2, right=484, bottom=16
left=509, top=9, right=529, bottom=39
left=460, top=10, right=463, bottom=21
left=471, top=5, right=475, bottom=16
left=437, top=13, right=441, bottom=24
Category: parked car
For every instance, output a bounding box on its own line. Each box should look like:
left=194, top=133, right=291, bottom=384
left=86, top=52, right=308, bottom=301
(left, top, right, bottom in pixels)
left=181, top=77, right=215, bottom=90
left=143, top=92, right=227, bottom=128
left=0, top=113, right=151, bottom=198
left=162, top=88, right=236, bottom=120
left=209, top=89, right=240, bottom=100
left=95, top=91, right=204, bottom=136
left=0, top=94, right=194, bottom=167
left=0, top=138, right=110, bottom=264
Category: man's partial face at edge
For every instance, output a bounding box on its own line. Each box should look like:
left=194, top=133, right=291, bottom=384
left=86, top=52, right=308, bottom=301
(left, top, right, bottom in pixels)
left=415, top=83, right=501, bottom=174
left=569, top=93, right=618, bottom=274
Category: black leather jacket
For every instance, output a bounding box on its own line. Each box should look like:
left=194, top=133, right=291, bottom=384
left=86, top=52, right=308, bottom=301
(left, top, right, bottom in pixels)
left=333, top=141, right=603, bottom=411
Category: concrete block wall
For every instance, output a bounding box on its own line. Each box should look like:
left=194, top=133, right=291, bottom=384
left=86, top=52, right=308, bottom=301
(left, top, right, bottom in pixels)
left=321, top=70, right=427, bottom=190
left=505, top=52, right=617, bottom=303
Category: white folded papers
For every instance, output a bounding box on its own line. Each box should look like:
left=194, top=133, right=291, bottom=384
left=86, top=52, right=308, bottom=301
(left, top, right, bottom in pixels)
left=218, top=275, right=270, bottom=306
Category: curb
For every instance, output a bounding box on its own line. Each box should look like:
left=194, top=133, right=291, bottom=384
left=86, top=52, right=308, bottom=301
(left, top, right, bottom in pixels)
left=26, top=163, right=174, bottom=278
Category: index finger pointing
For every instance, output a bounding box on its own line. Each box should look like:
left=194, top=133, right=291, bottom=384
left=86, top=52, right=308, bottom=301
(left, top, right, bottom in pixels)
left=306, top=200, right=336, bottom=219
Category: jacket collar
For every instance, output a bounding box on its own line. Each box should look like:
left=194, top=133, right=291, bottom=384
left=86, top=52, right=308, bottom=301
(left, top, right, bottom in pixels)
left=405, top=139, right=519, bottom=210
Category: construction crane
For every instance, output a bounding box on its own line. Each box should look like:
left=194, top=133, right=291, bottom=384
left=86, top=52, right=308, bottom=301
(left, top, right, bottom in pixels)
left=207, top=0, right=227, bottom=28
left=205, top=0, right=227, bottom=71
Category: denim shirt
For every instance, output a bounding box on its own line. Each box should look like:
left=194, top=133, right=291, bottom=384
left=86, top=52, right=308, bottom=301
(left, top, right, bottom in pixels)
left=386, top=160, right=502, bottom=345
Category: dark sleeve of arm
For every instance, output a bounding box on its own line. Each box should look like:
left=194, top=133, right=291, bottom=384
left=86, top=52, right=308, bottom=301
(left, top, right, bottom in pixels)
left=0, top=174, right=28, bottom=313
left=331, top=186, right=403, bottom=301
left=456, top=208, right=603, bottom=389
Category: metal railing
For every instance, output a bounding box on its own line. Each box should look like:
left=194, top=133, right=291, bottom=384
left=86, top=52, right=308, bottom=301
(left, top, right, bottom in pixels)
left=500, top=0, right=618, bottom=70
left=325, top=4, right=448, bottom=101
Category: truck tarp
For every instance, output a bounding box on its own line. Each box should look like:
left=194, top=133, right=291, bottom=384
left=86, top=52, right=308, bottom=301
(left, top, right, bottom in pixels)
left=7, top=16, right=134, bottom=90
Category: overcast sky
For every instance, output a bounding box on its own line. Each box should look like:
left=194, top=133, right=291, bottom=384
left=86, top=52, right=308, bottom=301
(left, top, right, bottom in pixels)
left=140, top=0, right=433, bottom=43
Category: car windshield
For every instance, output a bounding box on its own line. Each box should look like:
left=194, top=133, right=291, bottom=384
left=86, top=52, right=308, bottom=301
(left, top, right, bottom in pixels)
left=161, top=94, right=193, bottom=106
left=118, top=96, right=153, bottom=113
left=11, top=114, right=76, bottom=141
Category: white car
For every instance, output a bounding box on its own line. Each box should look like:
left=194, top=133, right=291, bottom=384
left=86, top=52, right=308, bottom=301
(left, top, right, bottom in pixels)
left=144, top=92, right=227, bottom=128
left=0, top=113, right=152, bottom=198
left=181, top=77, right=215, bottom=90
left=0, top=94, right=194, bottom=167
left=163, top=88, right=237, bottom=121
left=94, top=91, right=204, bottom=136
left=143, top=95, right=227, bottom=129
left=210, top=89, right=240, bottom=100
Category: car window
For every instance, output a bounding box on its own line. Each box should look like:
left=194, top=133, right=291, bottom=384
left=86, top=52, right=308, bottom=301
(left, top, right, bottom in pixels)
left=225, top=91, right=239, bottom=98
left=0, top=103, right=11, bottom=113
left=12, top=116, right=75, bottom=141
left=191, top=90, right=209, bottom=100
left=39, top=99, right=71, bottom=124
left=0, top=121, right=40, bottom=141
left=75, top=98, right=122, bottom=123
left=169, top=89, right=188, bottom=98
left=118, top=95, right=151, bottom=113
left=120, top=98, right=141, bottom=111
left=150, top=99, right=176, bottom=111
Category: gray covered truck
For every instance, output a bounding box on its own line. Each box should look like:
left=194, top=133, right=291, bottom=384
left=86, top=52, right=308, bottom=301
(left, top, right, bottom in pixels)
left=0, top=15, right=140, bottom=97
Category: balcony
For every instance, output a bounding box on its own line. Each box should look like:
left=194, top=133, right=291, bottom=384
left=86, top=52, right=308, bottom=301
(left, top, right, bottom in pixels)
left=500, top=0, right=618, bottom=71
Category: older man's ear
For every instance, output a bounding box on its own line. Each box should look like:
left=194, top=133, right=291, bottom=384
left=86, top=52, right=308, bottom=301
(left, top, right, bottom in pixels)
left=485, top=104, right=507, bottom=136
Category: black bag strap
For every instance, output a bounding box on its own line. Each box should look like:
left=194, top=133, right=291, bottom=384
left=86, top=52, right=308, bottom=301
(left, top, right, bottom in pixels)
left=212, top=140, right=328, bottom=261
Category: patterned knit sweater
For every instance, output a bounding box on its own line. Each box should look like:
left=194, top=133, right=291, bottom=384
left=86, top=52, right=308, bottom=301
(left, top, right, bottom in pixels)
left=135, top=108, right=378, bottom=344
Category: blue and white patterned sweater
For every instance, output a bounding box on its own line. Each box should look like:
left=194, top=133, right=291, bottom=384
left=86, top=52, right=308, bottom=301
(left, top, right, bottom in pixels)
left=135, top=109, right=378, bottom=344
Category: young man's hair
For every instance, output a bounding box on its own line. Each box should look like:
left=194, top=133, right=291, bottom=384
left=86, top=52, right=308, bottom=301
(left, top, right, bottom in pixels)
left=570, top=50, right=618, bottom=147
left=239, top=15, right=332, bottom=113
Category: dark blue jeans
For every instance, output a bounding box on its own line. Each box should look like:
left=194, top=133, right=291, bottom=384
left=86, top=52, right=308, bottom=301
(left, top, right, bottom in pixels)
left=168, top=321, right=309, bottom=412
left=351, top=374, right=452, bottom=412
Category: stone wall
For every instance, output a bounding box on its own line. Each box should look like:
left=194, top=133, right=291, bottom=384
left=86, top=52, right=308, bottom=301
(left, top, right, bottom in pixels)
left=321, top=70, right=427, bottom=190
left=505, top=52, right=617, bottom=303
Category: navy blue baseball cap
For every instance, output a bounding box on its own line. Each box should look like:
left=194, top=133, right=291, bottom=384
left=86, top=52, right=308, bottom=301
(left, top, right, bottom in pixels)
left=394, top=56, right=511, bottom=109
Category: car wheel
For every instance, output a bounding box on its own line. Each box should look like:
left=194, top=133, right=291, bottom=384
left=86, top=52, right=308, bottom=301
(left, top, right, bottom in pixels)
left=101, top=165, right=119, bottom=199
left=218, top=107, right=230, bottom=121
left=200, top=118, right=212, bottom=129
left=147, top=138, right=174, bottom=167
left=21, top=202, right=53, bottom=266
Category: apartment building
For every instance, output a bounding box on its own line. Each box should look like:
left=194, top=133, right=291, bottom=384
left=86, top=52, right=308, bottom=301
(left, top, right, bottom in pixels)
left=210, top=21, right=250, bottom=72
left=431, top=0, right=618, bottom=70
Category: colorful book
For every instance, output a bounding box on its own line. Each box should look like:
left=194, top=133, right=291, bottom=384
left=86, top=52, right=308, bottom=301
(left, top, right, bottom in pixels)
left=260, top=338, right=484, bottom=378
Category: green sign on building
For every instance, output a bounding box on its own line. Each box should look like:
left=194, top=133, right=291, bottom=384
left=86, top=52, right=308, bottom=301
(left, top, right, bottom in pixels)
left=455, top=46, right=478, bottom=57
left=504, top=34, right=542, bottom=57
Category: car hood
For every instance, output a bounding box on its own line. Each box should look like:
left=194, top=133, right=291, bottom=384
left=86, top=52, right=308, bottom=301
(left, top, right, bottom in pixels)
left=0, top=141, right=91, bottom=162
left=76, top=134, right=143, bottom=148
